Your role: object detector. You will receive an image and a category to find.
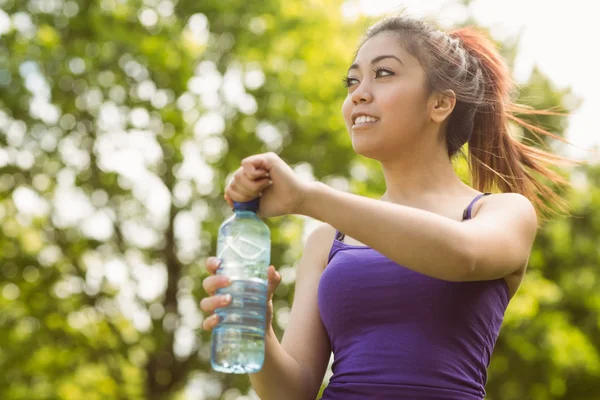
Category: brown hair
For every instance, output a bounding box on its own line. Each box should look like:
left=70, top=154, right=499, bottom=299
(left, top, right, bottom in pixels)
left=361, top=16, right=571, bottom=218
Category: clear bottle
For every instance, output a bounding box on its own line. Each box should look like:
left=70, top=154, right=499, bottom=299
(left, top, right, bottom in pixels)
left=211, top=198, right=271, bottom=374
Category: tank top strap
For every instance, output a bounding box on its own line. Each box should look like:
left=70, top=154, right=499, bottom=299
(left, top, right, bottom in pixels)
left=327, top=230, right=346, bottom=264
left=462, top=192, right=492, bottom=221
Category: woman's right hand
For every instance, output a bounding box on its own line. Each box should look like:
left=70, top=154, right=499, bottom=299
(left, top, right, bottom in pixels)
left=200, top=256, right=283, bottom=332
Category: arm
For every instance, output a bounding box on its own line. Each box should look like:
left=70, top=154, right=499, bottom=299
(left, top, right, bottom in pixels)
left=227, top=152, right=536, bottom=284
left=250, top=223, right=333, bottom=400
left=300, top=183, right=537, bottom=282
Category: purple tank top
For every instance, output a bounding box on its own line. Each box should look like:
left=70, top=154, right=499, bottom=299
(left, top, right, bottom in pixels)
left=317, top=193, right=508, bottom=399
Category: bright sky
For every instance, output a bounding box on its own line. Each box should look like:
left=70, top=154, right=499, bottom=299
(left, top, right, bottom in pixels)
left=343, top=0, right=599, bottom=161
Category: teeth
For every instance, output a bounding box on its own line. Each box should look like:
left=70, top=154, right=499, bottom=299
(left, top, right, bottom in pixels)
left=354, top=115, right=379, bottom=124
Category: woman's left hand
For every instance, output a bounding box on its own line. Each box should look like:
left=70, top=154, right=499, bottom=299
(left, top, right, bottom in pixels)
left=224, top=152, right=312, bottom=218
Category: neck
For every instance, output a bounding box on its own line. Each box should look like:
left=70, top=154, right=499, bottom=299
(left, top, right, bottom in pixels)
left=379, top=141, right=469, bottom=205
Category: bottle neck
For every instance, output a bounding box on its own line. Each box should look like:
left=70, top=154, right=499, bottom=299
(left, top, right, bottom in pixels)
left=233, top=209, right=258, bottom=216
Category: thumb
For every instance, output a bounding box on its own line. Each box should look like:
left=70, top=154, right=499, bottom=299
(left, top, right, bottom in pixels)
left=266, top=265, right=282, bottom=299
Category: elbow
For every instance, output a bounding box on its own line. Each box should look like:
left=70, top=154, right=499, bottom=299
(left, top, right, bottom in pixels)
left=462, top=247, right=478, bottom=281
left=449, top=233, right=478, bottom=282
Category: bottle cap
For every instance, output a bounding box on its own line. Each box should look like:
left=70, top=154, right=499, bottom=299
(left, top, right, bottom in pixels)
left=233, top=198, right=260, bottom=212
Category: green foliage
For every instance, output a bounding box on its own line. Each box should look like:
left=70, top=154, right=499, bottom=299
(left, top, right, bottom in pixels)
left=0, top=0, right=596, bottom=399
left=486, top=164, right=600, bottom=400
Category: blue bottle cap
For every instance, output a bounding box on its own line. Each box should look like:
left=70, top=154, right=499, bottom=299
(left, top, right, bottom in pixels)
left=233, top=198, right=260, bottom=212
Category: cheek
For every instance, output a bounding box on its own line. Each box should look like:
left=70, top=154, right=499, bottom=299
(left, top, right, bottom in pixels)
left=383, top=87, right=428, bottom=124
left=341, top=96, right=353, bottom=124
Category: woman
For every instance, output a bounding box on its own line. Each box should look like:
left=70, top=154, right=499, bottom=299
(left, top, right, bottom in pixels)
left=200, top=15, right=566, bottom=400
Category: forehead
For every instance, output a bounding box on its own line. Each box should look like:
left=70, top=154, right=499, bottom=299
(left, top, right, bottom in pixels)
left=354, top=32, right=418, bottom=67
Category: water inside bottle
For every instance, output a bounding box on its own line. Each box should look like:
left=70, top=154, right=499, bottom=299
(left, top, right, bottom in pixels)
left=211, top=278, right=268, bottom=374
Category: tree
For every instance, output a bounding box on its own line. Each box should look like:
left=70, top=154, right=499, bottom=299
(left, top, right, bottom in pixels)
left=0, top=0, right=358, bottom=398
left=485, top=163, right=600, bottom=400
left=0, top=0, right=596, bottom=399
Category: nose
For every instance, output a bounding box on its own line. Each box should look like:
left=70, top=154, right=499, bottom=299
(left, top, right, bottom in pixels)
left=351, top=81, right=373, bottom=105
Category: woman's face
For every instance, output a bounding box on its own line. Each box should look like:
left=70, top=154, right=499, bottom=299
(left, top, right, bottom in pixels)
left=341, top=32, right=433, bottom=161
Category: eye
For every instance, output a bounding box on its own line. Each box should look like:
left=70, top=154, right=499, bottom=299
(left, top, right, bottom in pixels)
left=343, top=76, right=359, bottom=88
left=373, top=66, right=394, bottom=78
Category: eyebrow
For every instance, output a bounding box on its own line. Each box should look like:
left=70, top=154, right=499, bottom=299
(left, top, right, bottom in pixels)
left=348, top=55, right=404, bottom=72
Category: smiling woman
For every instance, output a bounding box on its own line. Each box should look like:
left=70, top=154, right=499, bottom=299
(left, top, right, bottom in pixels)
left=200, top=14, right=571, bottom=400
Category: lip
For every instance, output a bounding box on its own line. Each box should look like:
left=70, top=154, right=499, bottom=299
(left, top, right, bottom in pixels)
left=352, top=119, right=379, bottom=130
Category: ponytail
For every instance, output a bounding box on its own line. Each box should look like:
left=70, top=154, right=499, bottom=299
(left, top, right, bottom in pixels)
left=450, top=27, right=571, bottom=218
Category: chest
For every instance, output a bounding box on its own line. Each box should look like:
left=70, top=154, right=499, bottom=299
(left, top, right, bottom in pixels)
left=317, top=248, right=504, bottom=334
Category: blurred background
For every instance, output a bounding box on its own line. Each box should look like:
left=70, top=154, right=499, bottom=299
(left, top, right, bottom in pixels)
left=0, top=0, right=598, bottom=399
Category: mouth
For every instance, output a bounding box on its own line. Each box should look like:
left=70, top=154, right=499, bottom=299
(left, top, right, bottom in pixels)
left=352, top=115, right=380, bottom=129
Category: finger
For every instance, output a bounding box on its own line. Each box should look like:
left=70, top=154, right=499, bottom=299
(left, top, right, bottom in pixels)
left=225, top=184, right=254, bottom=203
left=202, top=275, right=231, bottom=295
left=233, top=167, right=267, bottom=184
left=241, top=161, right=270, bottom=180
left=242, top=153, right=276, bottom=175
left=230, top=177, right=259, bottom=198
left=224, top=168, right=253, bottom=201
left=233, top=167, right=272, bottom=192
left=205, top=257, right=222, bottom=275
left=225, top=179, right=271, bottom=203
left=202, top=314, right=219, bottom=331
left=199, top=294, right=232, bottom=314
left=224, top=193, right=233, bottom=208
left=251, top=168, right=270, bottom=180
left=267, top=265, right=282, bottom=299
left=236, top=176, right=272, bottom=197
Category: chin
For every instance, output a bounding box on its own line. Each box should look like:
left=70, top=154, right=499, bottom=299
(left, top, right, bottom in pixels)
left=351, top=138, right=384, bottom=160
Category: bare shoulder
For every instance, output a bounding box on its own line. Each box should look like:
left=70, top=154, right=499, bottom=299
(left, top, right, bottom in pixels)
left=472, top=193, right=538, bottom=247
left=302, top=222, right=337, bottom=268
left=476, top=193, right=537, bottom=222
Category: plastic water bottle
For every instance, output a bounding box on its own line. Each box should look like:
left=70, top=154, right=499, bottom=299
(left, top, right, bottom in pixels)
left=211, top=198, right=270, bottom=374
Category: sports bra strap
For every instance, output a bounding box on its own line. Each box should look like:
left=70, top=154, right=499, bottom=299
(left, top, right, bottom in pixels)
left=462, top=193, right=492, bottom=221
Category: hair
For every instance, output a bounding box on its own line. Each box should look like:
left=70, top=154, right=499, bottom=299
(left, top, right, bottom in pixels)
left=360, top=16, right=572, bottom=218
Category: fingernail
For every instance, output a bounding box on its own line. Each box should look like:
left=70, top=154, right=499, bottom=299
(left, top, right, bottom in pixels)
left=216, top=259, right=222, bottom=267
left=211, top=314, right=219, bottom=323
left=223, top=294, right=232, bottom=303
left=222, top=277, right=231, bottom=286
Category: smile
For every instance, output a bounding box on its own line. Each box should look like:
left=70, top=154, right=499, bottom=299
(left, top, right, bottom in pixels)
left=352, top=115, right=380, bottom=128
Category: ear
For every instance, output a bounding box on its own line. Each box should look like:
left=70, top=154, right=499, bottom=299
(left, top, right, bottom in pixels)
left=429, top=90, right=456, bottom=124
